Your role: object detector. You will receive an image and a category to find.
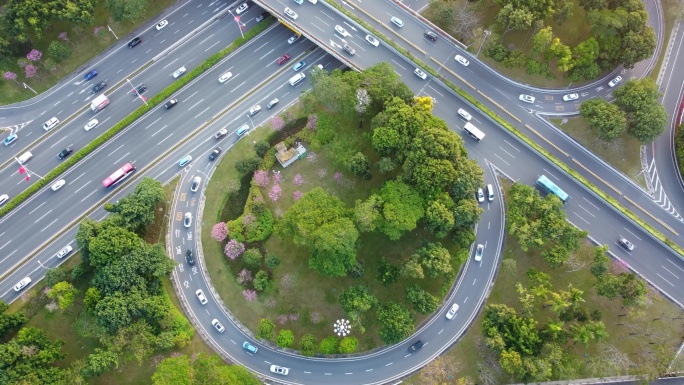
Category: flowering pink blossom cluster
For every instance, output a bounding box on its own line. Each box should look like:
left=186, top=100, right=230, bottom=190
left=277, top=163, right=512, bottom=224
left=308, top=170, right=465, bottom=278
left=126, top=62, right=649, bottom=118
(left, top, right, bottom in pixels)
left=26, top=49, right=42, bottom=62
left=253, top=170, right=270, bottom=187
left=278, top=314, right=288, bottom=325
left=211, top=222, right=228, bottom=242
left=237, top=269, right=253, bottom=285
left=271, top=115, right=285, bottom=131
left=273, top=172, right=282, bottom=184
left=58, top=32, right=69, bottom=42
left=269, top=184, right=282, bottom=202
left=334, top=172, right=344, bottom=184
left=288, top=313, right=300, bottom=321
left=24, top=65, right=37, bottom=78
left=224, top=239, right=245, bottom=260
left=293, top=191, right=303, bottom=201
left=94, top=26, right=105, bottom=35
left=307, top=152, right=318, bottom=163
left=293, top=174, right=303, bottom=186
left=318, top=168, right=327, bottom=178
left=306, top=114, right=317, bottom=131
left=4, top=71, right=17, bottom=81
left=243, top=289, right=257, bottom=302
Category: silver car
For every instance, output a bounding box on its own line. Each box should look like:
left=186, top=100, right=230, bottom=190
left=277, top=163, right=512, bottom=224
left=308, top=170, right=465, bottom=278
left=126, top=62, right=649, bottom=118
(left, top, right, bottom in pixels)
left=474, top=244, right=484, bottom=262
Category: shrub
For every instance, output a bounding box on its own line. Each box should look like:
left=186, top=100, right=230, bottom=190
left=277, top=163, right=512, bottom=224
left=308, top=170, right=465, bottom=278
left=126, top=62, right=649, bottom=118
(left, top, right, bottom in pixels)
left=486, top=44, right=508, bottom=61
left=47, top=40, right=71, bottom=61
left=376, top=157, right=396, bottom=174
left=45, top=267, right=69, bottom=287
left=348, top=152, right=372, bottom=180
left=254, top=141, right=270, bottom=158
left=265, top=253, right=281, bottom=269
left=300, top=333, right=317, bottom=356
left=258, top=318, right=275, bottom=340
left=253, top=270, right=272, bottom=291
left=376, top=257, right=400, bottom=286
left=277, top=329, right=295, bottom=348
left=235, top=157, right=262, bottom=175
left=339, top=337, right=358, bottom=354
left=405, top=284, right=439, bottom=314
left=242, top=248, right=263, bottom=267
left=242, top=289, right=257, bottom=302
left=319, top=336, right=339, bottom=354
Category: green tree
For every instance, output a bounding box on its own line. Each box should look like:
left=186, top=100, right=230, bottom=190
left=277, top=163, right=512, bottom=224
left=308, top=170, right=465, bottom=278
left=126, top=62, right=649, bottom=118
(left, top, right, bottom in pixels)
left=54, top=0, right=94, bottom=24
left=579, top=98, right=627, bottom=141
left=299, top=333, right=317, bottom=356
left=482, top=304, right=542, bottom=356
left=309, top=218, right=359, bottom=277
left=88, top=224, right=142, bottom=268
left=360, top=62, right=414, bottom=112
left=377, top=181, right=424, bottom=240
left=571, top=38, right=600, bottom=68
left=614, top=78, right=660, bottom=112
left=354, top=195, right=383, bottom=232
left=618, top=273, right=646, bottom=306
left=376, top=301, right=415, bottom=344
left=0, top=327, right=66, bottom=384
left=339, top=336, right=358, bottom=353
left=596, top=274, right=621, bottom=299
left=554, top=0, right=574, bottom=24
left=452, top=198, right=483, bottom=229
left=235, top=157, right=262, bottom=175
left=419, top=243, right=453, bottom=278
left=242, top=248, right=263, bottom=267
left=348, top=152, right=372, bottom=180
left=401, top=254, right=425, bottom=279
left=499, top=349, right=525, bottom=378
left=265, top=253, right=281, bottom=269
left=253, top=270, right=272, bottom=292
left=620, top=28, right=656, bottom=68
left=254, top=141, right=270, bottom=158
left=405, top=285, right=439, bottom=314
left=590, top=245, right=610, bottom=278
left=47, top=281, right=77, bottom=309
left=82, top=348, right=119, bottom=378
left=2, top=0, right=53, bottom=42
left=319, top=336, right=339, bottom=354
left=376, top=257, right=400, bottom=286
left=339, top=285, right=378, bottom=314
left=301, top=69, right=356, bottom=115
left=543, top=319, right=566, bottom=341
left=628, top=105, right=668, bottom=144
left=424, top=197, right=455, bottom=238
left=450, top=158, right=484, bottom=201
left=0, top=302, right=27, bottom=337
left=48, top=40, right=72, bottom=61
left=84, top=287, right=101, bottom=311
left=531, top=27, right=554, bottom=56
left=45, top=267, right=69, bottom=287
left=75, top=217, right=100, bottom=266
left=152, top=354, right=192, bottom=385
left=277, top=329, right=295, bottom=348
left=547, top=38, right=573, bottom=72
left=105, top=0, right=150, bottom=22
left=104, top=177, right=164, bottom=231
left=498, top=4, right=535, bottom=34
left=279, top=187, right=348, bottom=246
left=258, top=318, right=275, bottom=340
left=376, top=157, right=397, bottom=174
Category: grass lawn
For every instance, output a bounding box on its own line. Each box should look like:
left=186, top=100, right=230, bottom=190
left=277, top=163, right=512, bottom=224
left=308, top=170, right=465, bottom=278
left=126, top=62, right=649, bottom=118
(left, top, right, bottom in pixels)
left=550, top=117, right=646, bottom=188
left=11, top=177, right=214, bottom=385
left=406, top=181, right=683, bottom=384
left=202, top=108, right=464, bottom=350
left=0, top=0, right=176, bottom=106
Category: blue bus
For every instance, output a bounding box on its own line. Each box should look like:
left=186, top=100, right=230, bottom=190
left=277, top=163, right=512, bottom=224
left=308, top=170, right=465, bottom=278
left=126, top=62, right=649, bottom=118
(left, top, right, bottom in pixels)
left=536, top=175, right=569, bottom=203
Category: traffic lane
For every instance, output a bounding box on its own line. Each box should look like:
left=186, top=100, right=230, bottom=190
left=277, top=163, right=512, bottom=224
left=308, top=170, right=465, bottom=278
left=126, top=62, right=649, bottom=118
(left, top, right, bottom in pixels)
left=0, top=0, right=225, bottom=164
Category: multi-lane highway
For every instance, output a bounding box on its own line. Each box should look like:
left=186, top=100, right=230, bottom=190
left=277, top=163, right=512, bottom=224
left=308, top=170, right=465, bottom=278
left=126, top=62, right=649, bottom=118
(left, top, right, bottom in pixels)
left=2, top=0, right=684, bottom=384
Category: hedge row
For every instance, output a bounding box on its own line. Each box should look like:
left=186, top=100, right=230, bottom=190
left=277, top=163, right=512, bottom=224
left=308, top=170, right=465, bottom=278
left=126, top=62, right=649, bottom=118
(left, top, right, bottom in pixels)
left=322, top=0, right=684, bottom=257
left=0, top=17, right=276, bottom=218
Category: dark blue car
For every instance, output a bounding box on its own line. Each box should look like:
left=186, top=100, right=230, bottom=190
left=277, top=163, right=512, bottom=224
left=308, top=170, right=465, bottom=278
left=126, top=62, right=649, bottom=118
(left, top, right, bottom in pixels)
left=84, top=70, right=98, bottom=80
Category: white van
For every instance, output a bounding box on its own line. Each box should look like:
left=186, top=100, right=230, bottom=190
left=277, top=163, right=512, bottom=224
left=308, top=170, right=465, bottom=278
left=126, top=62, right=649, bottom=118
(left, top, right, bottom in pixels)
left=236, top=124, right=249, bottom=137
left=289, top=73, right=306, bottom=86
left=43, top=117, right=59, bottom=131
left=17, top=151, right=33, bottom=164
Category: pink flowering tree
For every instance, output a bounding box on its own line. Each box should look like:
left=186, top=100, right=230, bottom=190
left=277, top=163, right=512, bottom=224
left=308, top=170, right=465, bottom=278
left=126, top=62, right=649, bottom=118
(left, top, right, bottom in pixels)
left=4, top=72, right=18, bottom=84
left=278, top=314, right=288, bottom=325
left=242, top=212, right=256, bottom=227
left=253, top=170, right=270, bottom=187
left=307, top=152, right=318, bottom=163
left=318, top=168, right=327, bottom=178
left=271, top=115, right=285, bottom=131
left=293, top=191, right=303, bottom=201
left=243, top=289, right=257, bottom=302
left=273, top=171, right=282, bottom=184
left=334, top=172, right=344, bottom=185
left=306, top=114, right=318, bottom=131
left=17, top=58, right=28, bottom=68
left=211, top=222, right=229, bottom=242
left=58, top=32, right=69, bottom=42
left=27, top=49, right=42, bottom=62
left=237, top=269, right=253, bottom=285
left=288, top=313, right=300, bottom=321
left=24, top=65, right=38, bottom=79
left=293, top=174, right=303, bottom=186
left=224, top=239, right=245, bottom=260
left=269, top=184, right=282, bottom=202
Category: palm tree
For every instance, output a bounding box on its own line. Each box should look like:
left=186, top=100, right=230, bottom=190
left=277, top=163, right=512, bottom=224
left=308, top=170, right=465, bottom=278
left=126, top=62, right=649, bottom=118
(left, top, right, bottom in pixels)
left=587, top=321, right=608, bottom=342
left=543, top=319, right=566, bottom=341
left=570, top=324, right=591, bottom=346
left=546, top=292, right=570, bottom=316
left=564, top=285, right=585, bottom=311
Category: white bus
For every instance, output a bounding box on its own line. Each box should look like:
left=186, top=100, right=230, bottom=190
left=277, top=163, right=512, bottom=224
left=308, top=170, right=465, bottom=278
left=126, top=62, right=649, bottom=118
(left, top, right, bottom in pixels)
left=463, top=122, right=484, bottom=141
left=289, top=73, right=306, bottom=86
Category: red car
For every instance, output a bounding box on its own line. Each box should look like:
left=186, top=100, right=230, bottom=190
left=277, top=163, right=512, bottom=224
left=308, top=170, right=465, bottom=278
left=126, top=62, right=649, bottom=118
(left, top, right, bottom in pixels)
left=277, top=54, right=291, bottom=65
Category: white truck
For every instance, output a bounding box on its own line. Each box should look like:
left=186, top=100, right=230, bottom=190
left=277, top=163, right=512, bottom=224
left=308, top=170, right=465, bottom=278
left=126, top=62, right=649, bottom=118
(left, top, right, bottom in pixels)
left=90, top=94, right=109, bottom=113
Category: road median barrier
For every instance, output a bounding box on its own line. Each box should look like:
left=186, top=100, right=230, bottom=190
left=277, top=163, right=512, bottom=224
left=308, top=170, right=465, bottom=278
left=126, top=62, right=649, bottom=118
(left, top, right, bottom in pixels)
left=0, top=18, right=276, bottom=219
left=322, top=0, right=684, bottom=258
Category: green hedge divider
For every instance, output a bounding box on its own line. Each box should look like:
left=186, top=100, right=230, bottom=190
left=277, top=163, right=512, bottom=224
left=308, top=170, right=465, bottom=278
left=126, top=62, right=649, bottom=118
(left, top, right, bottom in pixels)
left=323, top=0, right=684, bottom=257
left=0, top=18, right=276, bottom=219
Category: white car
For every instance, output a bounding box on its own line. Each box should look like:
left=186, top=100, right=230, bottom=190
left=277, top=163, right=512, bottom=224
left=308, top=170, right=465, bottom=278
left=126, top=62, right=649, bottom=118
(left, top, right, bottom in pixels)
left=284, top=7, right=298, bottom=20
left=365, top=35, right=379, bottom=47
left=212, top=319, right=225, bottom=333
left=335, top=25, right=350, bottom=37
left=608, top=75, right=622, bottom=88
left=457, top=108, right=472, bottom=121
left=474, top=244, right=484, bottom=262
left=51, top=179, right=66, bottom=191
left=618, top=236, right=635, bottom=251
left=196, top=289, right=208, bottom=305
left=391, top=16, right=404, bottom=27
left=446, top=303, right=459, bottom=320
left=0, top=194, right=8, bottom=205
left=84, top=119, right=99, bottom=131
left=455, top=55, right=470, bottom=66
left=43, top=117, right=59, bottom=131
left=563, top=93, right=579, bottom=101
left=184, top=212, right=192, bottom=228
left=248, top=105, right=262, bottom=116
left=156, top=20, right=168, bottom=30
left=288, top=34, right=301, bottom=44
left=14, top=277, right=31, bottom=292
left=414, top=68, right=427, bottom=80
left=235, top=3, right=248, bottom=14
left=190, top=176, right=201, bottom=192
left=293, top=0, right=304, bottom=4
left=477, top=188, right=485, bottom=203
left=519, top=94, right=535, bottom=103
left=219, top=72, right=233, bottom=83
left=270, top=365, right=290, bottom=376
left=55, top=245, right=73, bottom=259
left=172, top=66, right=186, bottom=79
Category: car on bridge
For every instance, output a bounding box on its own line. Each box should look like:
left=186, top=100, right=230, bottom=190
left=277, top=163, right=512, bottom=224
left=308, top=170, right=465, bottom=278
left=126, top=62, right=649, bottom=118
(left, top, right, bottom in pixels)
left=236, top=3, right=248, bottom=14
left=284, top=7, right=298, bottom=20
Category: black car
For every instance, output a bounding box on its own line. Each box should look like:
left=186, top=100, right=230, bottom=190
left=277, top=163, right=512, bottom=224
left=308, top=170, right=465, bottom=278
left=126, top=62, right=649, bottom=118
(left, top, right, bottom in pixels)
left=133, top=85, right=147, bottom=96
left=256, top=12, right=270, bottom=22
left=209, top=147, right=222, bottom=161
left=57, top=147, right=73, bottom=160
left=92, top=82, right=106, bottom=93
left=128, top=37, right=142, bottom=48
left=164, top=99, right=177, bottom=109
left=185, top=249, right=195, bottom=265
left=408, top=340, right=424, bottom=353
left=424, top=30, right=438, bottom=41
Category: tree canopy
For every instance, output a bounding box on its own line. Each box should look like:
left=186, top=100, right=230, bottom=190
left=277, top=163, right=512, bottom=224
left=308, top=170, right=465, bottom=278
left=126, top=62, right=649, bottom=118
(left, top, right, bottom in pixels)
left=152, top=353, right=260, bottom=385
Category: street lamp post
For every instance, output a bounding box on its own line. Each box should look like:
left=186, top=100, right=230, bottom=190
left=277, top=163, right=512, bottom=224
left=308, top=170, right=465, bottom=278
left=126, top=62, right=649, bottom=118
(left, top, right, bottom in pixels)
left=126, top=78, right=148, bottom=106
left=228, top=10, right=245, bottom=39
left=333, top=319, right=351, bottom=336
left=107, top=25, right=118, bottom=40
left=476, top=30, right=491, bottom=58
